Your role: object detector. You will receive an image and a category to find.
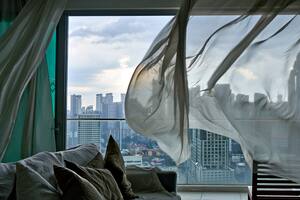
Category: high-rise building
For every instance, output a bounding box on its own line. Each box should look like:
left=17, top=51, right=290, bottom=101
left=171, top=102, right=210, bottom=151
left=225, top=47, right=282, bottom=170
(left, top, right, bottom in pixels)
left=96, top=94, right=103, bottom=114
left=69, top=94, right=82, bottom=147
left=78, top=114, right=101, bottom=150
left=70, top=94, right=82, bottom=117
left=189, top=129, right=234, bottom=183
left=104, top=93, right=113, bottom=104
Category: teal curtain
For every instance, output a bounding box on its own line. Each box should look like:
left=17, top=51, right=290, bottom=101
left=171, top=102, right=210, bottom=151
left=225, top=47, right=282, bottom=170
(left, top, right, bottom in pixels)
left=1, top=8, right=57, bottom=162
left=46, top=34, right=56, bottom=115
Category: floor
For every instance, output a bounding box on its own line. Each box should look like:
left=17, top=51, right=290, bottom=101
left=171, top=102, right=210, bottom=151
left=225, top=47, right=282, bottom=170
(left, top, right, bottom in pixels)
left=178, top=192, right=248, bottom=200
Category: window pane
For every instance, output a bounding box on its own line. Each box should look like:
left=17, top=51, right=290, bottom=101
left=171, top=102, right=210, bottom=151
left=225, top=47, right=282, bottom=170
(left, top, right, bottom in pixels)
left=67, top=16, right=251, bottom=185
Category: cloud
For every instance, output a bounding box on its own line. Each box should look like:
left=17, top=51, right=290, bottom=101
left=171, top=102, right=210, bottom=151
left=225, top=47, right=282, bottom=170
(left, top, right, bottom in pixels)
left=236, top=68, right=257, bottom=80
left=119, top=56, right=130, bottom=68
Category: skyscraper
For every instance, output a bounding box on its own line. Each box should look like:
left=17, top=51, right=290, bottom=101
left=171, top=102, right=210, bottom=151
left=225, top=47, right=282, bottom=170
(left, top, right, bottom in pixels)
left=96, top=94, right=103, bottom=114
left=189, top=129, right=234, bottom=183
left=69, top=94, right=82, bottom=148
left=104, top=93, right=113, bottom=104
left=70, top=94, right=82, bottom=117
left=78, top=114, right=101, bottom=150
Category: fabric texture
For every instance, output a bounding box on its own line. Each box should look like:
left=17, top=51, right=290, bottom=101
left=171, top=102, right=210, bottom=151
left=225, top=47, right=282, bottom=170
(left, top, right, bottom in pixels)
left=1, top=0, right=57, bottom=162
left=0, top=0, right=67, bottom=161
left=16, top=162, right=60, bottom=200
left=87, top=152, right=105, bottom=169
left=0, top=163, right=16, bottom=200
left=104, top=136, right=137, bottom=200
left=126, top=166, right=180, bottom=200
left=17, top=151, right=64, bottom=188
left=54, top=165, right=105, bottom=200
left=58, top=143, right=100, bottom=167
left=125, top=0, right=194, bottom=164
left=126, top=167, right=166, bottom=193
left=0, top=144, right=101, bottom=200
left=125, top=0, right=300, bottom=183
left=65, top=160, right=123, bottom=200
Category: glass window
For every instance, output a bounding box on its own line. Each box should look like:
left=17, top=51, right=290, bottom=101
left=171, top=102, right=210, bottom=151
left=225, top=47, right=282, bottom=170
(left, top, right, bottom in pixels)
left=66, top=16, right=251, bottom=185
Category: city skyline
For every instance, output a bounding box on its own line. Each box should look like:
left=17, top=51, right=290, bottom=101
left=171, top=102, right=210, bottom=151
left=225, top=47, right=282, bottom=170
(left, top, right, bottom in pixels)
left=67, top=92, right=126, bottom=112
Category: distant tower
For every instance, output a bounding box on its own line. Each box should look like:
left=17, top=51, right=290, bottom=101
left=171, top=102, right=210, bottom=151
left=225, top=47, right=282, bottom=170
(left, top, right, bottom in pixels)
left=104, top=93, right=113, bottom=104
left=96, top=94, right=103, bottom=114
left=70, top=94, right=82, bottom=117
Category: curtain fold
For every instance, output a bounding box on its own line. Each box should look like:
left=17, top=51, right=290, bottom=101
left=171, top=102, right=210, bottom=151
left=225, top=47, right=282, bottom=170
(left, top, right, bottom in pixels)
left=126, top=0, right=300, bottom=183
left=126, top=0, right=197, bottom=164
left=0, top=0, right=67, bottom=161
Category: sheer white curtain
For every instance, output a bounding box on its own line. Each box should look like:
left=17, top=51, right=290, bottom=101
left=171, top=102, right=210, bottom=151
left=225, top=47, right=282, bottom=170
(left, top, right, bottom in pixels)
left=0, top=0, right=67, bottom=160
left=126, top=0, right=300, bottom=183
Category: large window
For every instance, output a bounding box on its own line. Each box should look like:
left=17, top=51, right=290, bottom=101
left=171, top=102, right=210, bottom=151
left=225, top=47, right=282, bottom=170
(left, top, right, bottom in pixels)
left=66, top=16, right=251, bottom=185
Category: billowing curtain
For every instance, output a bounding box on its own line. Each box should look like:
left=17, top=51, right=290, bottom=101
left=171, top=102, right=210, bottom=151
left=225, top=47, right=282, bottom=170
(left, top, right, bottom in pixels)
left=0, top=0, right=67, bottom=161
left=126, top=0, right=300, bottom=183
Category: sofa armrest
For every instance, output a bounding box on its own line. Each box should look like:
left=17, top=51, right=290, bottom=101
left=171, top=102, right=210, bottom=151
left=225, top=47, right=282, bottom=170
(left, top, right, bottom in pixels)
left=156, top=171, right=177, bottom=193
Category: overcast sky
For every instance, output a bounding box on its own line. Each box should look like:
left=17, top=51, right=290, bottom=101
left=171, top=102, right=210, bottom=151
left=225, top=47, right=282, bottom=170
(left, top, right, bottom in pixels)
left=67, top=15, right=299, bottom=109
left=68, top=16, right=172, bottom=108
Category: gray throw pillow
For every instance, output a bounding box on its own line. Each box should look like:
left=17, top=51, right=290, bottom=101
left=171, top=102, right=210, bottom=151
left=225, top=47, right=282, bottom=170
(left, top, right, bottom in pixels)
left=16, top=163, right=60, bottom=200
left=54, top=165, right=105, bottom=200
left=104, top=136, right=137, bottom=200
left=65, top=160, right=123, bottom=200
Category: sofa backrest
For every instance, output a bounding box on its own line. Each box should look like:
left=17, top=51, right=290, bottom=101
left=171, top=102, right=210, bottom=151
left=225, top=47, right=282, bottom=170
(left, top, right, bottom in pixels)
left=0, top=144, right=100, bottom=200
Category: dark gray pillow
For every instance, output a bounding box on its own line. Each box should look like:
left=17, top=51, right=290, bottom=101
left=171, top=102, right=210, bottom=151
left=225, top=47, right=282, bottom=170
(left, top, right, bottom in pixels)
left=104, top=136, right=137, bottom=200
left=86, top=152, right=105, bottom=169
left=65, top=160, right=123, bottom=200
left=53, top=165, right=104, bottom=200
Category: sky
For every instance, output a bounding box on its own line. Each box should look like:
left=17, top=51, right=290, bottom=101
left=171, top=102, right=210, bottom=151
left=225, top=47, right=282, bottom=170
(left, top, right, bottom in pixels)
left=67, top=15, right=300, bottom=109
left=68, top=16, right=172, bottom=108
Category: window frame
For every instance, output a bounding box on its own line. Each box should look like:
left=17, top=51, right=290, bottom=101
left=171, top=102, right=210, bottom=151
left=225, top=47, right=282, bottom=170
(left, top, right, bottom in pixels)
left=55, top=9, right=250, bottom=192
left=55, top=9, right=176, bottom=151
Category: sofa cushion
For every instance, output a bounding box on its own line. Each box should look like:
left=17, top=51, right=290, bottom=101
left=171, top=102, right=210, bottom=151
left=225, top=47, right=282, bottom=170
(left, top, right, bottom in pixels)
left=58, top=143, right=100, bottom=167
left=135, top=192, right=181, bottom=200
left=18, top=151, right=64, bottom=188
left=0, top=163, right=16, bottom=200
left=16, top=163, right=60, bottom=200
left=65, top=160, right=123, bottom=200
left=54, top=165, right=104, bottom=200
left=104, top=136, right=137, bottom=200
left=0, top=143, right=100, bottom=200
left=86, top=152, right=105, bottom=169
left=126, top=167, right=166, bottom=193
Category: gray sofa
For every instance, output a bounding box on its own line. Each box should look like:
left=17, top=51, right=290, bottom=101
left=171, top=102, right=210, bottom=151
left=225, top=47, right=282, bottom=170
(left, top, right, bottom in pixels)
left=0, top=144, right=180, bottom=200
